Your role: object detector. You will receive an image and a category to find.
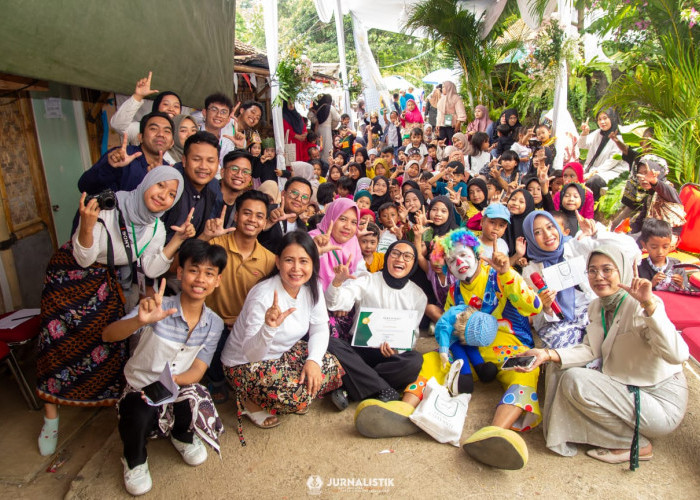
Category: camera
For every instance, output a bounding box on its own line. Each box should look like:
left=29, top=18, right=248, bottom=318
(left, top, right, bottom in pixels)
left=528, top=138, right=542, bottom=149
left=85, top=190, right=117, bottom=210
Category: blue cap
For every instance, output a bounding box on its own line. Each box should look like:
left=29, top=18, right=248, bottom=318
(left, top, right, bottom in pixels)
left=482, top=203, right=511, bottom=223
left=465, top=312, right=498, bottom=346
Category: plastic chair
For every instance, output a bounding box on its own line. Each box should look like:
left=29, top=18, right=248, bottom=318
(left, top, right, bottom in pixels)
left=678, top=183, right=700, bottom=254
left=0, top=312, right=41, bottom=410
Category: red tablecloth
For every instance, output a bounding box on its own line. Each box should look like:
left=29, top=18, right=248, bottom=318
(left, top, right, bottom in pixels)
left=0, top=311, right=41, bottom=344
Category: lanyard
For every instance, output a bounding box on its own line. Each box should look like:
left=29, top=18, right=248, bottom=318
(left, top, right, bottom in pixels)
left=131, top=219, right=158, bottom=259
left=601, top=293, right=628, bottom=339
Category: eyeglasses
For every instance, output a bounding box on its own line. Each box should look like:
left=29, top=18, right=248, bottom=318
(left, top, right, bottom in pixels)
left=228, top=166, right=252, bottom=176
left=586, top=267, right=618, bottom=278
left=389, top=249, right=415, bottom=263
left=287, top=189, right=311, bottom=202
left=207, top=106, right=230, bottom=117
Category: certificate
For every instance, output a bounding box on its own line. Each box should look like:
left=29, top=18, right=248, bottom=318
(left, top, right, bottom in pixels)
left=351, top=307, right=417, bottom=350
left=541, top=255, right=587, bottom=292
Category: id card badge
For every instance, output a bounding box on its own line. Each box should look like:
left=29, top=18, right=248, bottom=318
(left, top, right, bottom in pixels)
left=444, top=113, right=453, bottom=127
left=136, top=260, right=147, bottom=296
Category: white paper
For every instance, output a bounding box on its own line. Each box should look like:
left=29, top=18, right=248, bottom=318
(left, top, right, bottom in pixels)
left=351, top=307, right=417, bottom=350
left=145, top=363, right=180, bottom=407
left=541, top=255, right=587, bottom=292
left=0, top=309, right=40, bottom=330
left=44, top=98, right=64, bottom=119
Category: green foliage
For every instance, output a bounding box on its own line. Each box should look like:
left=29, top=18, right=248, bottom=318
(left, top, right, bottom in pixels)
left=595, top=171, right=629, bottom=218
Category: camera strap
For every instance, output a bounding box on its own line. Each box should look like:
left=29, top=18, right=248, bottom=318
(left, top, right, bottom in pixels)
left=114, top=202, right=136, bottom=284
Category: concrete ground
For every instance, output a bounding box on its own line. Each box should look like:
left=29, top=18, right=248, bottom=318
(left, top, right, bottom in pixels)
left=2, top=337, right=700, bottom=500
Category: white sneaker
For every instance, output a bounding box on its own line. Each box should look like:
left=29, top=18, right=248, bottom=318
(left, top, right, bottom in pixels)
left=171, top=435, right=207, bottom=466
left=121, top=457, right=152, bottom=496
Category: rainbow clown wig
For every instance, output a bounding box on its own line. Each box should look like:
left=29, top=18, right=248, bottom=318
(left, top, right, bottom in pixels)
left=430, top=228, right=482, bottom=274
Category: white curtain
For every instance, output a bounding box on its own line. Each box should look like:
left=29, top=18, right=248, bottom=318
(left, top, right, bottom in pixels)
left=551, top=0, right=577, bottom=171
left=262, top=0, right=286, bottom=171
left=351, top=13, right=392, bottom=114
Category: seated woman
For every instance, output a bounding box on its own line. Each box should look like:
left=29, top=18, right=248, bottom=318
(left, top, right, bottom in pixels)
left=579, top=108, right=628, bottom=200
left=221, top=231, right=344, bottom=441
left=325, top=240, right=427, bottom=414
left=36, top=167, right=189, bottom=456
left=522, top=210, right=639, bottom=350
left=518, top=245, right=689, bottom=469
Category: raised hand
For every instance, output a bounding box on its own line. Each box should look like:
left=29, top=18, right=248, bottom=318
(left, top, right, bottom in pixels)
left=108, top=133, right=143, bottom=168
left=637, top=168, right=659, bottom=186
left=515, top=236, right=527, bottom=258
left=313, top=220, right=342, bottom=255
left=265, top=207, right=295, bottom=230
left=445, top=185, right=461, bottom=206
left=580, top=118, right=590, bottom=136
left=417, top=206, right=432, bottom=226
left=133, top=71, right=159, bottom=100
left=332, top=254, right=356, bottom=286
left=171, top=207, right=196, bottom=242
left=388, top=217, right=403, bottom=239
left=138, top=278, right=177, bottom=324
left=147, top=150, right=165, bottom=171
left=223, top=131, right=246, bottom=149
left=618, top=277, right=654, bottom=305
left=397, top=204, right=409, bottom=223
left=265, top=290, right=296, bottom=328
left=480, top=240, right=510, bottom=275
left=576, top=211, right=597, bottom=237
left=200, top=206, right=235, bottom=241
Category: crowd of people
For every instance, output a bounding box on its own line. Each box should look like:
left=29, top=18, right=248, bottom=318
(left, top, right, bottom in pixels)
left=34, top=71, right=690, bottom=495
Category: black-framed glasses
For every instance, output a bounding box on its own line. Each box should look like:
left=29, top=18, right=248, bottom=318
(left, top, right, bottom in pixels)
left=389, top=249, right=415, bottom=262
left=207, top=106, right=230, bottom=117
left=228, top=166, right=252, bottom=176
left=287, top=189, right=311, bottom=202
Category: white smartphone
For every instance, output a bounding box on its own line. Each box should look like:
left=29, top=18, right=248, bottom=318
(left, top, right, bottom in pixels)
left=501, top=355, right=536, bottom=371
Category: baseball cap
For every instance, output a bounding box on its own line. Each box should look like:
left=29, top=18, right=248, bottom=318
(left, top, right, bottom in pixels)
left=482, top=203, right=511, bottom=223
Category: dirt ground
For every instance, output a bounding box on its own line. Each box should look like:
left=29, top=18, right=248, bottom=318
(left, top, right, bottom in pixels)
left=2, top=336, right=700, bottom=500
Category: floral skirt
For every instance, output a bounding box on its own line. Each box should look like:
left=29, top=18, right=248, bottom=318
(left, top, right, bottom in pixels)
left=36, top=244, right=128, bottom=406
left=224, top=340, right=344, bottom=445
left=328, top=306, right=356, bottom=343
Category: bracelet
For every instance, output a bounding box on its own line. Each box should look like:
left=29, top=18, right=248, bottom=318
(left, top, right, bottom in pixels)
left=641, top=298, right=656, bottom=309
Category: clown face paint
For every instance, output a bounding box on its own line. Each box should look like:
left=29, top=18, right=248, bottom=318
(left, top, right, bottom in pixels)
left=445, top=243, right=479, bottom=281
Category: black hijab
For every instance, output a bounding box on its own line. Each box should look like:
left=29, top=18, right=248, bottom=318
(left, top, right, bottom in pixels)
left=503, top=188, right=535, bottom=256
left=370, top=176, right=392, bottom=212
left=503, top=108, right=521, bottom=138
left=586, top=107, right=620, bottom=168
left=466, top=178, right=489, bottom=210
left=429, top=196, right=459, bottom=237
left=315, top=94, right=333, bottom=125
left=404, top=189, right=426, bottom=224
left=522, top=175, right=544, bottom=209
left=382, top=240, right=419, bottom=290
left=559, top=182, right=586, bottom=234
left=283, top=100, right=305, bottom=134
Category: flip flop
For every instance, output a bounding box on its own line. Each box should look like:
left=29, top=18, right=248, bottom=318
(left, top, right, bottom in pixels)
left=241, top=409, right=280, bottom=429
left=586, top=448, right=653, bottom=464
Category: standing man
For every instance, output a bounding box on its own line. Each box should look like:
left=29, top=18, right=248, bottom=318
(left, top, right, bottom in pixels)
left=78, top=112, right=174, bottom=194
left=200, top=93, right=241, bottom=165
left=257, top=177, right=313, bottom=253
left=199, top=190, right=276, bottom=402
left=216, top=150, right=254, bottom=229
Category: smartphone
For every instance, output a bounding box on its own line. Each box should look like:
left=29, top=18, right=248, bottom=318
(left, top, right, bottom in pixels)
left=142, top=381, right=174, bottom=404
left=501, top=355, right=536, bottom=370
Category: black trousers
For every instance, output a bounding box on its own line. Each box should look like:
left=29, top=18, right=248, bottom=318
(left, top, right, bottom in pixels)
left=119, top=392, right=193, bottom=468
left=438, top=126, right=455, bottom=145
left=205, top=325, right=230, bottom=385
left=327, top=337, right=423, bottom=401
left=585, top=174, right=607, bottom=201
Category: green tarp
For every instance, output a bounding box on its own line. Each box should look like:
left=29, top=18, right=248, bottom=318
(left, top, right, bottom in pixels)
left=0, top=0, right=236, bottom=107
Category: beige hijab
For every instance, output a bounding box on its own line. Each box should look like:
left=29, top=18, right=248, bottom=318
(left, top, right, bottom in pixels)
left=438, top=81, right=461, bottom=114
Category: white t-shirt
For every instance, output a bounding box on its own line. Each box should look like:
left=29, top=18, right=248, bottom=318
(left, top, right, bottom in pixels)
left=221, top=275, right=330, bottom=367
left=478, top=237, right=509, bottom=258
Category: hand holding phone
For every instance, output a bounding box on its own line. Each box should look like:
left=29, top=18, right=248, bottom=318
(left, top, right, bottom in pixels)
left=501, top=355, right=536, bottom=371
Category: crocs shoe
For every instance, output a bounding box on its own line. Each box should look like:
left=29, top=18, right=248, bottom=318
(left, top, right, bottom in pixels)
left=462, top=426, right=528, bottom=470
left=354, top=399, right=421, bottom=438
left=121, top=457, right=152, bottom=496
left=171, top=435, right=207, bottom=466
left=330, top=388, right=349, bottom=411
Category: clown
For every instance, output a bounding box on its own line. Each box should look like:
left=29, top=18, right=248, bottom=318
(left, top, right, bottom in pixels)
left=431, top=228, right=542, bottom=470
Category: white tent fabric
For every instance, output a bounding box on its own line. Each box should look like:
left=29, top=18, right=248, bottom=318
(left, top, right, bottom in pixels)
left=422, top=68, right=463, bottom=86
left=263, top=0, right=286, bottom=171
left=383, top=75, right=413, bottom=91
left=517, top=0, right=557, bottom=30
left=352, top=13, right=393, bottom=113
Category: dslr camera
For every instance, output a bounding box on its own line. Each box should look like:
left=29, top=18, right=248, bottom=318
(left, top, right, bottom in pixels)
left=85, top=189, right=117, bottom=210
left=528, top=138, right=543, bottom=150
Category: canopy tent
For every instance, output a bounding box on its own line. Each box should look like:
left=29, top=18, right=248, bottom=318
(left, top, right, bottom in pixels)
left=382, top=75, right=413, bottom=91
left=422, top=68, right=463, bottom=86
left=0, top=0, right=235, bottom=107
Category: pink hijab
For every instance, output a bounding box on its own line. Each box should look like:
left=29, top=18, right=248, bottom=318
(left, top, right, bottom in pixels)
left=402, top=99, right=424, bottom=126
left=308, top=198, right=362, bottom=290
left=467, top=104, right=493, bottom=134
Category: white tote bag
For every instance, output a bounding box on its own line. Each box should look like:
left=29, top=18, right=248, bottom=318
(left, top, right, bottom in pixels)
left=409, top=360, right=471, bottom=447
left=284, top=129, right=296, bottom=166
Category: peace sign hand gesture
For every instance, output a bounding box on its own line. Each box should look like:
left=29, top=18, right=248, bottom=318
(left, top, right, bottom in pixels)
left=171, top=207, right=196, bottom=243
left=108, top=133, right=143, bottom=168
left=332, top=254, right=356, bottom=286
left=200, top=206, right=235, bottom=241
left=138, top=278, right=177, bottom=325
left=480, top=240, right=510, bottom=275
left=417, top=206, right=432, bottom=227
left=576, top=211, right=597, bottom=237
left=580, top=118, right=590, bottom=136
left=133, top=71, right=159, bottom=100
left=265, top=290, right=296, bottom=328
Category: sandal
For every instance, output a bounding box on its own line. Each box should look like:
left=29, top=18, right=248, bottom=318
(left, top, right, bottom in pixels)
left=586, top=448, right=653, bottom=464
left=241, top=409, right=280, bottom=429
left=295, top=406, right=310, bottom=415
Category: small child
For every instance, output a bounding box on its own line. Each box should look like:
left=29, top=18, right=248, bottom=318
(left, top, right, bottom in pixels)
left=256, top=138, right=286, bottom=183
left=637, top=218, right=687, bottom=291
left=550, top=169, right=564, bottom=194
left=377, top=202, right=401, bottom=252
left=550, top=210, right=573, bottom=237
left=559, top=183, right=585, bottom=235
left=477, top=204, right=510, bottom=259
left=495, top=123, right=515, bottom=156
left=102, top=240, right=227, bottom=496
left=404, top=127, right=428, bottom=157
left=354, top=190, right=372, bottom=210
left=358, top=222, right=385, bottom=273
left=316, top=182, right=337, bottom=211
left=380, top=146, right=396, bottom=169
left=486, top=177, right=504, bottom=204
left=510, top=126, right=533, bottom=175
left=359, top=208, right=376, bottom=226
left=336, top=176, right=354, bottom=199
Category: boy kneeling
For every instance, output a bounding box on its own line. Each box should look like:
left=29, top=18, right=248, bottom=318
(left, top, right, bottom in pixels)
left=103, top=240, right=227, bottom=496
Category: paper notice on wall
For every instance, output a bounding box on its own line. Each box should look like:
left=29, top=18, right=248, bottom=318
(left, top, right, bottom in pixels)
left=44, top=98, right=63, bottom=119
